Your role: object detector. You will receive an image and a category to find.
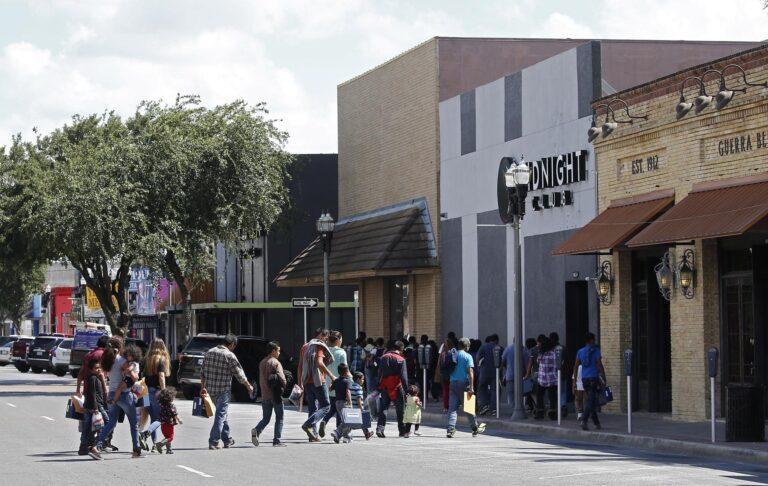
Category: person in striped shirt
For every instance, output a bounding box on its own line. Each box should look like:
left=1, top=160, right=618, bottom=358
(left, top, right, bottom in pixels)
left=350, top=372, right=373, bottom=440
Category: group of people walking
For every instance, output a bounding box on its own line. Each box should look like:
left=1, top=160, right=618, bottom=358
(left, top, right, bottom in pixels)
left=76, top=335, right=179, bottom=459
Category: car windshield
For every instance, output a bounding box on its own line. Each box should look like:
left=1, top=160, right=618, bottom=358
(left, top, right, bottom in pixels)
left=32, top=337, right=58, bottom=349
left=58, top=340, right=72, bottom=350
left=1, top=342, right=12, bottom=348
left=183, top=337, right=225, bottom=354
left=0, top=337, right=11, bottom=347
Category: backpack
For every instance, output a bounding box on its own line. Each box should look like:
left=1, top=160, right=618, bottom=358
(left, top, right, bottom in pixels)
left=440, top=348, right=457, bottom=377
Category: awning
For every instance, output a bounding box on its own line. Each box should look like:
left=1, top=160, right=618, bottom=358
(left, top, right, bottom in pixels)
left=275, top=198, right=438, bottom=287
left=627, top=173, right=768, bottom=248
left=553, top=189, right=675, bottom=255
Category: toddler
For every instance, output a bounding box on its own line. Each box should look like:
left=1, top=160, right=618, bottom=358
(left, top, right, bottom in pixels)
left=403, top=384, right=422, bottom=438
left=154, top=387, right=182, bottom=454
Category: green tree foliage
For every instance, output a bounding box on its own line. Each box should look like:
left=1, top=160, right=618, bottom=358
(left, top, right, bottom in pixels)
left=128, top=96, right=293, bottom=338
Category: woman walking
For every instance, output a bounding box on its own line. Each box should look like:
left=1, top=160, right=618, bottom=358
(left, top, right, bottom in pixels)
left=143, top=338, right=171, bottom=443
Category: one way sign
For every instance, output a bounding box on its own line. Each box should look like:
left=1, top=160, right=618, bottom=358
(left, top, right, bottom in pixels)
left=292, top=298, right=319, bottom=308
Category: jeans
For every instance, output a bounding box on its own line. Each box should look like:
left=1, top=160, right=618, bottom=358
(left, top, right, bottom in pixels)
left=582, top=377, right=601, bottom=425
left=209, top=391, right=231, bottom=446
left=365, top=369, right=379, bottom=393
left=79, top=405, right=108, bottom=448
left=96, top=391, right=139, bottom=451
left=322, top=396, right=339, bottom=427
left=535, top=385, right=557, bottom=419
left=148, top=387, right=160, bottom=441
left=333, top=400, right=352, bottom=439
left=477, top=374, right=496, bottom=410
left=302, top=383, right=330, bottom=430
left=255, top=398, right=284, bottom=442
left=377, top=387, right=405, bottom=435
left=448, top=380, right=478, bottom=431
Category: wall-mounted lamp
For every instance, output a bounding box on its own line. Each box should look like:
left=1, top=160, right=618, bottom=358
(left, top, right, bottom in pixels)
left=654, top=252, right=675, bottom=301
left=678, top=249, right=696, bottom=299
left=586, top=98, right=648, bottom=143
left=675, top=63, right=767, bottom=119
left=593, top=261, right=613, bottom=305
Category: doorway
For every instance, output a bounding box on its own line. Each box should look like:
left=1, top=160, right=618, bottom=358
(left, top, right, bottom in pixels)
left=632, top=253, right=672, bottom=413
left=565, top=281, right=589, bottom=405
left=387, top=277, right=410, bottom=340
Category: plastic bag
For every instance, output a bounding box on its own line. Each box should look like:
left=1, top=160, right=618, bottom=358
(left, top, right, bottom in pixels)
left=91, top=411, right=105, bottom=431
left=288, top=384, right=303, bottom=406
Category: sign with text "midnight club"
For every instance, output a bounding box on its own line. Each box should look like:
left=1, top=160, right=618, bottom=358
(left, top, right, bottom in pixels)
left=527, top=150, right=587, bottom=211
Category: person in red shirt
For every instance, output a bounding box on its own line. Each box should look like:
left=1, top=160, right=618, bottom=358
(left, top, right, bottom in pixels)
left=376, top=341, right=409, bottom=438
left=296, top=328, right=335, bottom=441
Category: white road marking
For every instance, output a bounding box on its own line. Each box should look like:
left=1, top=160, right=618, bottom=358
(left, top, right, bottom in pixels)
left=6, top=403, right=16, bottom=407
left=177, top=465, right=213, bottom=478
left=539, top=466, right=658, bottom=480
left=41, top=416, right=54, bottom=421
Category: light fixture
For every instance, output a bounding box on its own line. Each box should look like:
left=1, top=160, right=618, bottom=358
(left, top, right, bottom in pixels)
left=587, top=103, right=610, bottom=142
left=715, top=64, right=766, bottom=111
left=593, top=261, right=613, bottom=305
left=316, top=212, right=335, bottom=235
left=675, top=77, right=701, bottom=119
left=676, top=63, right=767, bottom=118
left=678, top=249, right=696, bottom=299
left=654, top=252, right=674, bottom=301
left=505, top=156, right=530, bottom=220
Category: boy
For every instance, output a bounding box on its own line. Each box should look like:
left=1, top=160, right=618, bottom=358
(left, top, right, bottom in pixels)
left=330, top=363, right=353, bottom=443
left=351, top=372, right=373, bottom=440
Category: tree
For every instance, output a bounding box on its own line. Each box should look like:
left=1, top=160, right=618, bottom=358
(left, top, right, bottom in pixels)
left=128, top=96, right=293, bottom=340
left=1, top=115, right=149, bottom=335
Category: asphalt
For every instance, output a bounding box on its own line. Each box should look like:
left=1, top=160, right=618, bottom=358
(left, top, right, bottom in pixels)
left=2, top=365, right=768, bottom=485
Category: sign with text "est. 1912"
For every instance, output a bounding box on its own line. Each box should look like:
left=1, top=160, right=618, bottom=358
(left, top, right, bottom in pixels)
left=292, top=298, right=319, bottom=308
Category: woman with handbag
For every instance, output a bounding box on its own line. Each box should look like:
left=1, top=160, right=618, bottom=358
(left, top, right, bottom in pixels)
left=143, top=338, right=171, bottom=444
left=252, top=342, right=287, bottom=447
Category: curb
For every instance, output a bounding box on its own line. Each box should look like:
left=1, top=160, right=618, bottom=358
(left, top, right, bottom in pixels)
left=421, top=411, right=768, bottom=466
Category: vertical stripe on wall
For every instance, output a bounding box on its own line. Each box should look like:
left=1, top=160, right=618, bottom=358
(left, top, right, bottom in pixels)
left=460, top=90, right=476, bottom=155
left=461, top=213, right=478, bottom=338
left=576, top=41, right=602, bottom=119
left=477, top=211, right=507, bottom=344
left=506, top=224, right=517, bottom=346
left=440, top=217, right=463, bottom=336
left=504, top=71, right=522, bottom=142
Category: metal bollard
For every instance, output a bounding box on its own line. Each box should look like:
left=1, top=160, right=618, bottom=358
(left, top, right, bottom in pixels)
left=624, top=349, right=633, bottom=434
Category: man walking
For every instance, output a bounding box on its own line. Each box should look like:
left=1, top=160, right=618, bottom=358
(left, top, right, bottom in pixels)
left=297, top=330, right=335, bottom=442
left=376, top=341, right=408, bottom=438
left=476, top=334, right=501, bottom=416
left=252, top=342, right=287, bottom=447
left=447, top=338, right=486, bottom=438
left=200, top=334, right=254, bottom=450
left=573, top=332, right=605, bottom=431
left=501, top=338, right=529, bottom=412
left=319, top=331, right=346, bottom=438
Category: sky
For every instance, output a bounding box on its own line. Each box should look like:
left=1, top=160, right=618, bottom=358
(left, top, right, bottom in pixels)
left=1, top=0, right=767, bottom=153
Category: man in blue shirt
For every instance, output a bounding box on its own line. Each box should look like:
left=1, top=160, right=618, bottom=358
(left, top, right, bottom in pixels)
left=446, top=338, right=486, bottom=438
left=501, top=338, right=530, bottom=411
left=476, top=335, right=501, bottom=416
left=573, top=332, right=605, bottom=431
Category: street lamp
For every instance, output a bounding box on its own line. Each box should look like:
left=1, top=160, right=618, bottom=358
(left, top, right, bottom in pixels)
left=593, top=261, right=613, bottom=305
left=316, top=212, right=335, bottom=330
left=654, top=252, right=674, bottom=301
left=503, top=155, right=530, bottom=420
left=678, top=249, right=696, bottom=299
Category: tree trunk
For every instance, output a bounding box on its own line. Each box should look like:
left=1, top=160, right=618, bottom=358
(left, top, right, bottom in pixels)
left=165, top=250, right=192, bottom=346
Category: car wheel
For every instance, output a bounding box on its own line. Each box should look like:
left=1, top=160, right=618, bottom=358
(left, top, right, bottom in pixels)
left=182, top=385, right=198, bottom=400
left=53, top=368, right=66, bottom=377
left=70, top=370, right=79, bottom=379
left=0, top=362, right=7, bottom=366
left=15, top=364, right=29, bottom=373
left=31, top=367, right=43, bottom=374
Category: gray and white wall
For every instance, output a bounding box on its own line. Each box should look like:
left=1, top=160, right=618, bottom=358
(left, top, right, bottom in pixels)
left=439, top=42, right=601, bottom=346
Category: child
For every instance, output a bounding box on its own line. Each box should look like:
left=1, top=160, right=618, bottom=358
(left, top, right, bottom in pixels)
left=403, top=384, right=422, bottom=438
left=351, top=372, right=373, bottom=440
left=153, top=387, right=182, bottom=454
left=573, top=364, right=584, bottom=422
left=85, top=361, right=108, bottom=460
left=330, top=363, right=353, bottom=444
left=111, top=344, right=141, bottom=404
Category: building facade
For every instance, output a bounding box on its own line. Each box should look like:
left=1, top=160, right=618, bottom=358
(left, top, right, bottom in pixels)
left=558, top=44, right=768, bottom=420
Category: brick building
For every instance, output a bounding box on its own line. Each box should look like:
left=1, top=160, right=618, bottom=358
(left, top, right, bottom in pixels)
left=557, top=44, right=768, bottom=421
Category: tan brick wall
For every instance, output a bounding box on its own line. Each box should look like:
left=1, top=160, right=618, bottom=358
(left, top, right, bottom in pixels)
left=600, top=251, right=632, bottom=414
left=593, top=53, right=768, bottom=420
left=338, top=39, right=441, bottom=342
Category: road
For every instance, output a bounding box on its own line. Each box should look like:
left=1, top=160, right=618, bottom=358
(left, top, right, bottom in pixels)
left=1, top=365, right=767, bottom=485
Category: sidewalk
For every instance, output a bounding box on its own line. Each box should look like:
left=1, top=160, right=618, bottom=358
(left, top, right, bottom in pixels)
left=420, top=402, right=768, bottom=465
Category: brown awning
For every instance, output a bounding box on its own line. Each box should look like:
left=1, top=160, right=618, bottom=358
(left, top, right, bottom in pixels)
left=553, top=189, right=675, bottom=255
left=627, top=173, right=768, bottom=248
left=275, top=198, right=438, bottom=287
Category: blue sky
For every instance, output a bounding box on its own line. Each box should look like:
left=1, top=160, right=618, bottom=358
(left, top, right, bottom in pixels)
left=1, top=0, right=766, bottom=153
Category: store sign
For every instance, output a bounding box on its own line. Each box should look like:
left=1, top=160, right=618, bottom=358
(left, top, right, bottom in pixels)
left=528, top=150, right=588, bottom=191
left=715, top=130, right=768, bottom=157
left=617, top=150, right=665, bottom=180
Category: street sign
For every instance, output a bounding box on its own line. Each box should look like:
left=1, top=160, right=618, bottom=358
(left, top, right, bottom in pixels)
left=292, top=298, right=319, bottom=308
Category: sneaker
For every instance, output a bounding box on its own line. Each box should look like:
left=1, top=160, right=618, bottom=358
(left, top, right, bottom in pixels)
left=165, top=444, right=174, bottom=454
left=318, top=421, right=326, bottom=438
left=342, top=437, right=352, bottom=443
left=209, top=443, right=221, bottom=450
left=581, top=421, right=589, bottom=431
left=331, top=431, right=340, bottom=444
left=364, top=431, right=373, bottom=440
left=446, top=428, right=456, bottom=438
left=138, top=432, right=150, bottom=451
left=132, top=448, right=144, bottom=458
left=414, top=430, right=422, bottom=436
left=273, top=441, right=287, bottom=447
left=302, top=424, right=319, bottom=441
left=88, top=448, right=102, bottom=460
left=78, top=445, right=88, bottom=456
left=577, top=412, right=583, bottom=421
left=154, top=440, right=166, bottom=454
left=223, top=438, right=235, bottom=449
left=594, top=422, right=602, bottom=430
left=251, top=428, right=260, bottom=447
left=473, top=423, right=487, bottom=437
left=478, top=405, right=490, bottom=416
left=402, top=433, right=410, bottom=438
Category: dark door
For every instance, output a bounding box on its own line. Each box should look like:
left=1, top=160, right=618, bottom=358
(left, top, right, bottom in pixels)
left=565, top=281, right=589, bottom=404
left=632, top=255, right=672, bottom=413
left=723, top=275, right=755, bottom=385
left=388, top=277, right=409, bottom=340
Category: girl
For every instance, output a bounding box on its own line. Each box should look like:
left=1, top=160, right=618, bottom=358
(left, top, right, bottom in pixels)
left=403, top=384, right=422, bottom=438
left=84, top=360, right=108, bottom=459
left=143, top=338, right=171, bottom=443
left=154, top=387, right=182, bottom=454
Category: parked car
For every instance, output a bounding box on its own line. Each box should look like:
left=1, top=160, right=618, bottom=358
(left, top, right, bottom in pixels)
left=177, top=333, right=295, bottom=402
left=11, top=337, right=36, bottom=372
left=0, top=336, right=28, bottom=366
left=50, top=338, right=73, bottom=376
left=27, top=335, right=65, bottom=373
